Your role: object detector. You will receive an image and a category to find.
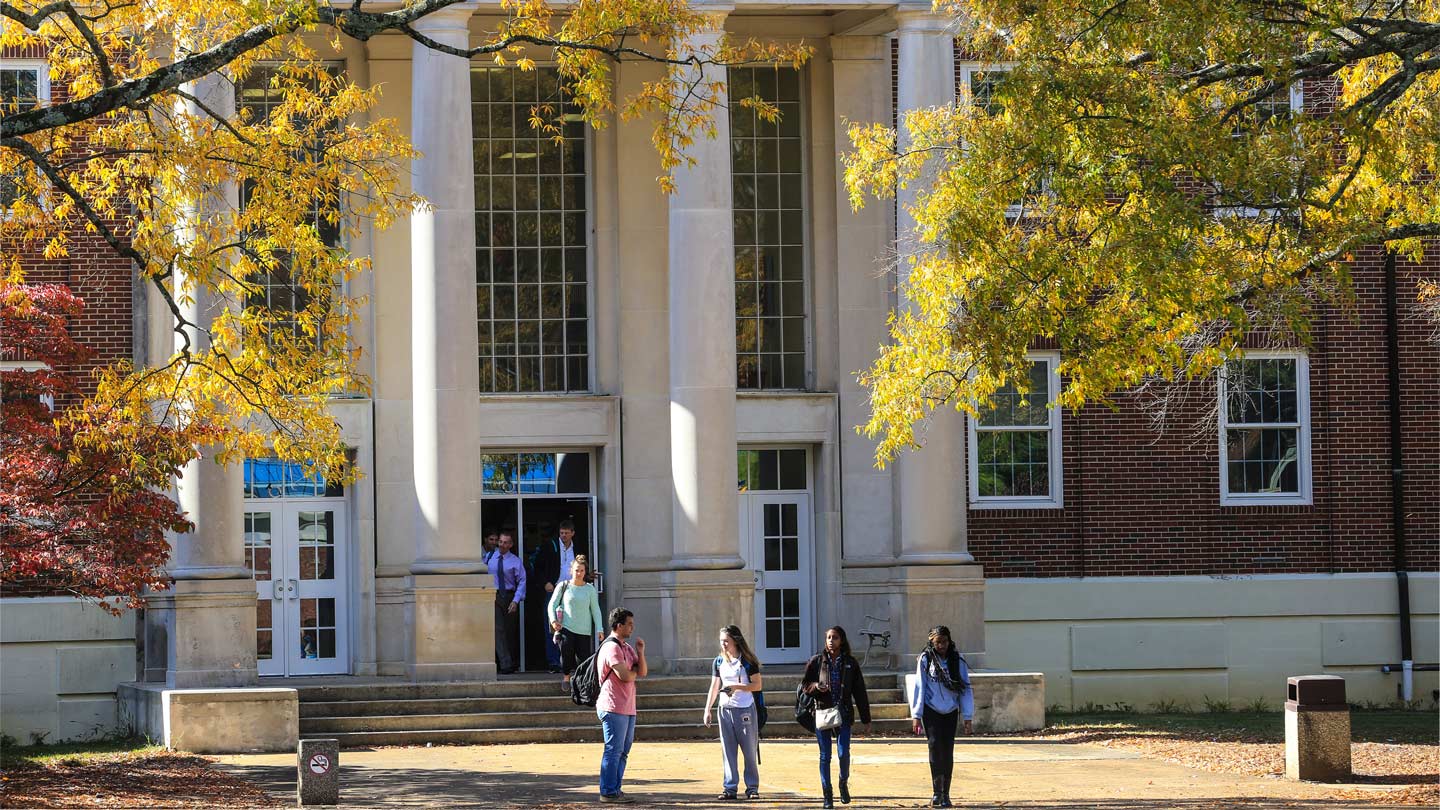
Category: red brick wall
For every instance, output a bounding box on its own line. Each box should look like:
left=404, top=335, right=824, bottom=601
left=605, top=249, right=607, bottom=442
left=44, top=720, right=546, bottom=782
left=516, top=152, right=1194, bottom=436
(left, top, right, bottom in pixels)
left=2, top=47, right=136, bottom=390
left=967, top=251, right=1440, bottom=578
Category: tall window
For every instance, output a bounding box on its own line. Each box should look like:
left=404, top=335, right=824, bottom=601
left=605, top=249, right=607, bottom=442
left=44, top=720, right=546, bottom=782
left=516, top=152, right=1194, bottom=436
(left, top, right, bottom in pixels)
left=968, top=354, right=1063, bottom=508
left=237, top=65, right=342, bottom=342
left=1, top=61, right=48, bottom=208
left=1219, top=353, right=1311, bottom=504
left=472, top=67, right=588, bottom=393
left=729, top=67, right=807, bottom=390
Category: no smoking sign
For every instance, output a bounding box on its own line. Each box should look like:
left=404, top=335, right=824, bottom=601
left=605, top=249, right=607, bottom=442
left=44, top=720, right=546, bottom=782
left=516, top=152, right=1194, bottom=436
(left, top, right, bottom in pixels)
left=308, top=753, right=331, bottom=775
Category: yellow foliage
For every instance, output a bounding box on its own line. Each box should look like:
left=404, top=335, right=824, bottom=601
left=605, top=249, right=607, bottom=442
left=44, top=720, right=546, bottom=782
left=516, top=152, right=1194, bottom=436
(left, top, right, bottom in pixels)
left=847, top=0, right=1439, bottom=465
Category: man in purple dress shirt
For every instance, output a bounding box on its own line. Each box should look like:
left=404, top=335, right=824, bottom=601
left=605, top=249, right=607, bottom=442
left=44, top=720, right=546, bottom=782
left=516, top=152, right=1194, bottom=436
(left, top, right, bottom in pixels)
left=491, top=530, right=526, bottom=674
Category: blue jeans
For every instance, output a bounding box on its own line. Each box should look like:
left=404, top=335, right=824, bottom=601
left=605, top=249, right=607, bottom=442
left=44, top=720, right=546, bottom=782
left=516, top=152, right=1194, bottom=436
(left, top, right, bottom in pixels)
left=599, top=711, right=637, bottom=796
left=815, top=724, right=852, bottom=789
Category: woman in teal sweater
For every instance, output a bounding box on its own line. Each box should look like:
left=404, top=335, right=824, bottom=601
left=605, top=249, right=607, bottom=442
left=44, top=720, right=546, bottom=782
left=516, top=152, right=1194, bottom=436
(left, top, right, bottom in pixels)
left=547, top=555, right=605, bottom=691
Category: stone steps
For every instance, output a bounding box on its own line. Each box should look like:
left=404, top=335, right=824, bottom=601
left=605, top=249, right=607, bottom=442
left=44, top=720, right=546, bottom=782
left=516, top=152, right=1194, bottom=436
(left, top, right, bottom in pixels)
left=298, top=674, right=911, bottom=747
left=307, top=718, right=919, bottom=748
left=303, top=703, right=916, bottom=734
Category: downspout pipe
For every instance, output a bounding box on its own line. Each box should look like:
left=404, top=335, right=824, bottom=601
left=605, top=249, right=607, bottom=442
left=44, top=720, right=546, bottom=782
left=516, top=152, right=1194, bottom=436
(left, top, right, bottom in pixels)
left=1383, top=250, right=1414, bottom=702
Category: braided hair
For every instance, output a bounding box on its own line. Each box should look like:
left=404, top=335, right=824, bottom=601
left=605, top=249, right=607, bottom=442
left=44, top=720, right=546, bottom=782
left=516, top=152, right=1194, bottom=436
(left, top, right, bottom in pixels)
left=922, top=625, right=969, bottom=694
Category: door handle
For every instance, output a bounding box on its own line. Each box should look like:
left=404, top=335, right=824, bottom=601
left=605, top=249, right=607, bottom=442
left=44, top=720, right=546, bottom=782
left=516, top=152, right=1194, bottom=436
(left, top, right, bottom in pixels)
left=271, top=580, right=284, bottom=600
left=287, top=579, right=297, bottom=599
left=754, top=571, right=764, bottom=590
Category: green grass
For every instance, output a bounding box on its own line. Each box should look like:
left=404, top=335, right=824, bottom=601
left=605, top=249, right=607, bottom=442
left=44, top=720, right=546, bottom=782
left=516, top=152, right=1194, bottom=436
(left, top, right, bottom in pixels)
left=1044, top=710, right=1438, bottom=745
left=0, top=736, right=163, bottom=770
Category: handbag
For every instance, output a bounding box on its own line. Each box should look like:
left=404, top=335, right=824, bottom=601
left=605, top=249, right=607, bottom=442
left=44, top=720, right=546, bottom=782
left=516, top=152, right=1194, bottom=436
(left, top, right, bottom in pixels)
left=814, top=706, right=842, bottom=731
left=551, top=581, right=568, bottom=647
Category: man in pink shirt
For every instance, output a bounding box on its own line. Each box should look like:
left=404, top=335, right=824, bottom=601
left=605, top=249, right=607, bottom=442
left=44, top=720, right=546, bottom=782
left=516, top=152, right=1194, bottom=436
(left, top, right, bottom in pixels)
left=597, top=607, right=647, bottom=803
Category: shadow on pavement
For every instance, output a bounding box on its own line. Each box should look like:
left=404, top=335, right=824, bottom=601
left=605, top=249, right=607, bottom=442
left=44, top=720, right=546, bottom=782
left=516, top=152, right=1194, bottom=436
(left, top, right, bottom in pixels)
left=218, top=761, right=1404, bottom=810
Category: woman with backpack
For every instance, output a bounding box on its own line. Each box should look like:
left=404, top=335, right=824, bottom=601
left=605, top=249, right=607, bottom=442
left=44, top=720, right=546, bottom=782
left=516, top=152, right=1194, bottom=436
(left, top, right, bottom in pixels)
left=801, top=626, right=870, bottom=808
left=908, top=625, right=974, bottom=808
left=547, top=555, right=604, bottom=692
left=702, top=625, right=764, bottom=800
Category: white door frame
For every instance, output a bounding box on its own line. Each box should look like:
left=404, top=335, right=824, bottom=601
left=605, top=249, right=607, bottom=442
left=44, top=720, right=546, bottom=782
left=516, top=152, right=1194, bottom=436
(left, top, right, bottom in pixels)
left=246, top=498, right=350, bottom=677
left=741, top=492, right=815, bottom=664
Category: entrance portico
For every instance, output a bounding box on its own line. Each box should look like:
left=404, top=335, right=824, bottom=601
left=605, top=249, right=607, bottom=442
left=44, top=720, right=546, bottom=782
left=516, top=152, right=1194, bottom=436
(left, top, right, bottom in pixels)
left=137, top=0, right=990, bottom=711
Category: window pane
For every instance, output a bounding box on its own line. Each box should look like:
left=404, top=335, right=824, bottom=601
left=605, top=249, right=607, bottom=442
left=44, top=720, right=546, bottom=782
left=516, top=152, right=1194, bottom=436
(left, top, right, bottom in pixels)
left=730, top=66, right=807, bottom=390
left=778, top=449, right=806, bottom=490
left=1226, top=427, right=1300, bottom=494
left=475, top=67, right=588, bottom=392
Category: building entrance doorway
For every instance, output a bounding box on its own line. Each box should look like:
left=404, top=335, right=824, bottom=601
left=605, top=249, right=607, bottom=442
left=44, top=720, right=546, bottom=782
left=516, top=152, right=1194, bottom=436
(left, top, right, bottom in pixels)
left=243, top=460, right=349, bottom=677
left=480, top=451, right=600, bottom=673
left=738, top=448, right=814, bottom=664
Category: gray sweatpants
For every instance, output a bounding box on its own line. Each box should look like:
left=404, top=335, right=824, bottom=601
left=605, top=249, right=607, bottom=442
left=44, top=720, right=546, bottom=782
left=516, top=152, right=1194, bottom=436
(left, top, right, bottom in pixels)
left=719, top=703, right=760, bottom=793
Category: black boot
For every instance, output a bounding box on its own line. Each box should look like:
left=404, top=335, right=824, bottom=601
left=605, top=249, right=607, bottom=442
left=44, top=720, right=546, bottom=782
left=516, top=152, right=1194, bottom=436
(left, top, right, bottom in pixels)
left=838, top=779, right=850, bottom=805
left=822, top=784, right=834, bottom=809
left=930, top=774, right=943, bottom=807
left=939, top=774, right=953, bottom=808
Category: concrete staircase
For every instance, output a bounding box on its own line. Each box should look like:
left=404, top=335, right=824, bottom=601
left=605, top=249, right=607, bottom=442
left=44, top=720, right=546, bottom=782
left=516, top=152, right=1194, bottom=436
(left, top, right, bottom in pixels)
left=297, top=673, right=911, bottom=747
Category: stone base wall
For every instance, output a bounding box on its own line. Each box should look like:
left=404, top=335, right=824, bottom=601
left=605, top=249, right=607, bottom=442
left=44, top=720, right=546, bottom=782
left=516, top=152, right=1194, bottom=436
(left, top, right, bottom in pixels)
left=118, top=683, right=297, bottom=753
left=986, top=573, right=1440, bottom=710
left=0, top=597, right=136, bottom=745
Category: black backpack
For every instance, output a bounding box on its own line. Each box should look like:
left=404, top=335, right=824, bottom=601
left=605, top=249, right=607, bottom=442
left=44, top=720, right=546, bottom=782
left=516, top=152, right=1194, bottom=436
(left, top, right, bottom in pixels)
left=571, top=636, right=618, bottom=706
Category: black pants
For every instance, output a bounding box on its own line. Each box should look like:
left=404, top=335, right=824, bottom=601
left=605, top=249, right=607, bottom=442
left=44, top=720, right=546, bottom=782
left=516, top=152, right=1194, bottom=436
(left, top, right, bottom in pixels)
left=494, top=589, right=519, bottom=671
left=923, top=707, right=958, bottom=795
left=560, top=628, right=593, bottom=675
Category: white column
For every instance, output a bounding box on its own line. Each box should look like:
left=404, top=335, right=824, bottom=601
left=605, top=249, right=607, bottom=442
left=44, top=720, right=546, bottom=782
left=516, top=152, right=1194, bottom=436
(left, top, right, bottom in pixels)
left=832, top=35, right=900, bottom=566
left=154, top=71, right=257, bottom=688
left=893, top=7, right=972, bottom=564
left=668, top=9, right=743, bottom=569
left=409, top=5, right=484, bottom=576
left=169, top=72, right=247, bottom=581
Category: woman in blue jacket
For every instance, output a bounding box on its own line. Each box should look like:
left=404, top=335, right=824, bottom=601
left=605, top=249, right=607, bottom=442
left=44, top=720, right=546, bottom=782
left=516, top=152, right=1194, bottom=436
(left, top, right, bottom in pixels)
left=908, top=625, right=973, bottom=808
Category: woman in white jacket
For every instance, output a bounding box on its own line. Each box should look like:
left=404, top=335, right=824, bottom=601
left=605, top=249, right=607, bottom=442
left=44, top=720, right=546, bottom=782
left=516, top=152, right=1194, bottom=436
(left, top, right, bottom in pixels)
left=908, top=625, right=973, bottom=808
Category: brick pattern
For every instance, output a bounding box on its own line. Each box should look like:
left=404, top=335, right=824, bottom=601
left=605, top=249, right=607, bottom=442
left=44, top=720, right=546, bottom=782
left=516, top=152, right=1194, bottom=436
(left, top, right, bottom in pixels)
left=2, top=47, right=135, bottom=400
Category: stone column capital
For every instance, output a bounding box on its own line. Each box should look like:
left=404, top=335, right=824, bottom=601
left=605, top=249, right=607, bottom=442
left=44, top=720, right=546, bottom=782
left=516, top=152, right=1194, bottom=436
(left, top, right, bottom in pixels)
left=410, top=2, right=477, bottom=36
left=892, top=5, right=953, bottom=34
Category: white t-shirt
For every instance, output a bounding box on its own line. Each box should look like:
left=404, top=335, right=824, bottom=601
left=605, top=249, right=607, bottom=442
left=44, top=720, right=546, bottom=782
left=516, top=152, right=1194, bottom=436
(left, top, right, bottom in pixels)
left=717, top=656, right=755, bottom=709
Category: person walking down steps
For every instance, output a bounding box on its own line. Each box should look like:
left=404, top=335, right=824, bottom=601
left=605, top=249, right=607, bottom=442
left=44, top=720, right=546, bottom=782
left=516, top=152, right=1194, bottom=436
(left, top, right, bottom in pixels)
left=909, top=625, right=973, bottom=808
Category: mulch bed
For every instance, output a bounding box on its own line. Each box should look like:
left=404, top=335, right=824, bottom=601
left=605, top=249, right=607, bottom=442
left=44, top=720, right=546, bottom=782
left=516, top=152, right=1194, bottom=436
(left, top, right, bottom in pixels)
left=0, top=750, right=281, bottom=809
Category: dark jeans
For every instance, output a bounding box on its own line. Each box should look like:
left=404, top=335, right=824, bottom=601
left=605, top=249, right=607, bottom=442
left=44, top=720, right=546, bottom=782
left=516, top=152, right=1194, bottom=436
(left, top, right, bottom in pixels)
left=494, top=589, right=519, bottom=671
left=560, top=628, right=593, bottom=675
left=815, top=724, right=851, bottom=789
left=923, top=707, right=959, bottom=795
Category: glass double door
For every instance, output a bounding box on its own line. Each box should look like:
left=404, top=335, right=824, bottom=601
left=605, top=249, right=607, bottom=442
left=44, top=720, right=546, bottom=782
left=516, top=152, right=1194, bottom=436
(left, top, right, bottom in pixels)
left=245, top=501, right=349, bottom=677
left=742, top=492, right=813, bottom=664
left=481, top=495, right=598, bottom=672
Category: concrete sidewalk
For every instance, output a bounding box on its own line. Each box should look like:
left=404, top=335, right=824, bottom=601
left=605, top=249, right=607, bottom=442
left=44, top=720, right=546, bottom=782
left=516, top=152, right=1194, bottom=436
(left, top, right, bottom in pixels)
left=215, top=736, right=1400, bottom=808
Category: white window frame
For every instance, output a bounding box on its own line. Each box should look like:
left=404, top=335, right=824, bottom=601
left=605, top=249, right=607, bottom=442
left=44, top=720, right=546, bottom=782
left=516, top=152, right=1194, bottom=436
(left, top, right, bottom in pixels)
left=1214, top=83, right=1304, bottom=219
left=968, top=351, right=1063, bottom=509
left=0, top=59, right=50, bottom=105
left=0, top=360, right=55, bottom=411
left=1217, top=350, right=1312, bottom=506
left=1, top=59, right=51, bottom=216
left=957, top=61, right=1053, bottom=220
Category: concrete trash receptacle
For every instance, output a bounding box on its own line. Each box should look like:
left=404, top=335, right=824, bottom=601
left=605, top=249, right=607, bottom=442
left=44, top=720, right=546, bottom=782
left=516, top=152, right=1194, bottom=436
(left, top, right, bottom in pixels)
left=1284, top=675, right=1351, bottom=782
left=298, top=738, right=340, bottom=805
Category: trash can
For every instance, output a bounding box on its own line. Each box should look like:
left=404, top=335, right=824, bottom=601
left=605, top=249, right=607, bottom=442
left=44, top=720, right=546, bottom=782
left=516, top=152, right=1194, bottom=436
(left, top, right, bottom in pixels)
left=1284, top=675, right=1351, bottom=781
